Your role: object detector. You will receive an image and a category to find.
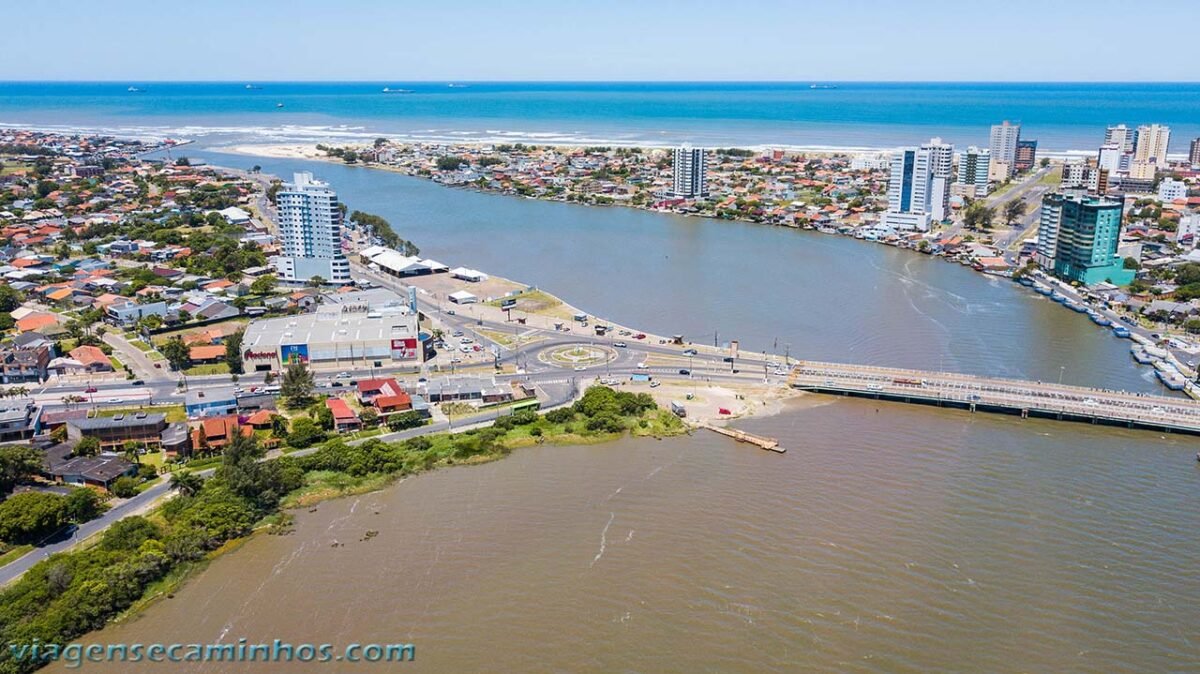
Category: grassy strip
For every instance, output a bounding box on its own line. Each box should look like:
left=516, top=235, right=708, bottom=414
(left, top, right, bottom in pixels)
left=95, top=404, right=187, bottom=423
left=0, top=545, right=33, bottom=567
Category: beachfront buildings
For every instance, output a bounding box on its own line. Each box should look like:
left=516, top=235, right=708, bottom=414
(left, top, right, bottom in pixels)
left=273, top=172, right=352, bottom=285
left=989, top=121, right=1021, bottom=179
left=671, top=146, right=708, bottom=199
left=1134, top=124, right=1171, bottom=165
left=955, top=147, right=991, bottom=198
left=1014, top=139, right=1038, bottom=173
left=1130, top=124, right=1171, bottom=180
left=882, top=138, right=952, bottom=231
left=1190, top=138, right=1200, bottom=167
left=1035, top=193, right=1132, bottom=286
left=1105, top=124, right=1135, bottom=154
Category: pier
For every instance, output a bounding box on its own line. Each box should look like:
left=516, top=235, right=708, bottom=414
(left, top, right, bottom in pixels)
left=790, top=360, right=1200, bottom=436
left=699, top=423, right=785, bottom=452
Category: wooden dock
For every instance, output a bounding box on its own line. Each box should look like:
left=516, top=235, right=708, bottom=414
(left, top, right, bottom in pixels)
left=790, top=360, right=1200, bottom=436
left=700, top=423, right=785, bottom=452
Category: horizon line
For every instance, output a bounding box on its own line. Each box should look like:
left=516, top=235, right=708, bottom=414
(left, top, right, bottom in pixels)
left=2, top=79, right=1199, bottom=85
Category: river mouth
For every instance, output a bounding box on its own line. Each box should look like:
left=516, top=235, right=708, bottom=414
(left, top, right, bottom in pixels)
left=65, top=396, right=1199, bottom=673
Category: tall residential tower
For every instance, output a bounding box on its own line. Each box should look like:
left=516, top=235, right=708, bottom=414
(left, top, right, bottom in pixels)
left=671, top=146, right=708, bottom=199
left=273, top=172, right=352, bottom=285
left=1035, top=193, right=1131, bottom=286
left=989, top=121, right=1021, bottom=179
left=883, top=138, right=953, bottom=231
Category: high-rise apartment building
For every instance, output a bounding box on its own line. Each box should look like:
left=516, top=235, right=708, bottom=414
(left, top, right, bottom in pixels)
left=1189, top=137, right=1200, bottom=167
left=273, top=172, right=352, bottom=285
left=883, top=138, right=953, bottom=231
left=989, top=121, right=1021, bottom=178
left=671, top=146, right=708, bottom=198
left=1014, top=139, right=1038, bottom=173
left=1133, top=124, right=1171, bottom=166
left=1035, top=193, right=1131, bottom=285
left=1104, top=124, right=1135, bottom=154
left=955, top=146, right=991, bottom=198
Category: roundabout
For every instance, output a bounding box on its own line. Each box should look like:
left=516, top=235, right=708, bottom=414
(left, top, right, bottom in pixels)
left=539, top=343, right=618, bottom=369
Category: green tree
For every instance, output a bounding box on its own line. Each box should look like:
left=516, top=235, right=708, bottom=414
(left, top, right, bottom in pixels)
left=307, top=275, right=326, bottom=288
left=111, top=476, right=139, bottom=498
left=0, top=444, right=43, bottom=494
left=170, top=470, right=203, bottom=497
left=963, top=201, right=996, bottom=231
left=74, top=436, right=102, bottom=457
left=1123, top=257, right=1140, bottom=270
left=312, top=403, right=334, bottom=430
left=225, top=328, right=245, bottom=375
left=1002, top=199, right=1027, bottom=226
left=286, top=418, right=326, bottom=448
left=0, top=492, right=68, bottom=543
left=281, top=358, right=315, bottom=408
left=161, top=336, right=190, bottom=371
left=121, top=440, right=143, bottom=465
left=249, top=274, right=277, bottom=295
left=64, top=488, right=106, bottom=522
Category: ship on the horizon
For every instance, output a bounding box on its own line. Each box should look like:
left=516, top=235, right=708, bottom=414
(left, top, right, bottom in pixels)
left=127, top=86, right=143, bottom=93
left=245, top=84, right=262, bottom=90
left=809, top=83, right=838, bottom=89
left=382, top=87, right=414, bottom=94
left=447, top=83, right=468, bottom=88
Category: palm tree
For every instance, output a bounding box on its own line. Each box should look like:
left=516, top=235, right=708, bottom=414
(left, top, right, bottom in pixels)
left=122, top=440, right=143, bottom=464
left=170, top=470, right=203, bottom=497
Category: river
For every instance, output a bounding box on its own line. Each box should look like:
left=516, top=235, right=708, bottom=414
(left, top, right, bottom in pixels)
left=59, top=150, right=1200, bottom=672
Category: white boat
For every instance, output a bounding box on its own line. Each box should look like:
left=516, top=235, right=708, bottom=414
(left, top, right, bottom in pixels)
left=382, top=87, right=413, bottom=94
left=275, top=102, right=285, bottom=108
left=127, top=86, right=142, bottom=93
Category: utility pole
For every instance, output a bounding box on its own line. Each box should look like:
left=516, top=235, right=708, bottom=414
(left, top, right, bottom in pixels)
left=784, top=343, right=790, bottom=367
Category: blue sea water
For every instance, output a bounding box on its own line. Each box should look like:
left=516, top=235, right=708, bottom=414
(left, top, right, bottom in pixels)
left=1, top=81, right=1198, bottom=152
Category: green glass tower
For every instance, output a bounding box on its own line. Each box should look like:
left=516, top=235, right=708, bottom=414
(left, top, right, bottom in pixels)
left=1038, top=193, right=1133, bottom=286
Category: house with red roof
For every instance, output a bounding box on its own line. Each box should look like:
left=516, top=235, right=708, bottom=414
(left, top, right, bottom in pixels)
left=325, top=398, right=361, bottom=432
left=69, top=345, right=114, bottom=372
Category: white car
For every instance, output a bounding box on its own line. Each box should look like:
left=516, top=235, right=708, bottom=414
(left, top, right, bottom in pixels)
left=335, top=371, right=351, bottom=379
left=574, top=366, right=586, bottom=371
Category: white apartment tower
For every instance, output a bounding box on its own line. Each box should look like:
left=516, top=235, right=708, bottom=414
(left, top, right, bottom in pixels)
left=1097, top=144, right=1124, bottom=174
left=882, top=138, right=953, bottom=231
left=671, top=146, right=708, bottom=198
left=956, top=146, right=991, bottom=198
left=274, top=172, right=352, bottom=285
left=1104, top=124, right=1135, bottom=154
left=989, top=121, right=1021, bottom=178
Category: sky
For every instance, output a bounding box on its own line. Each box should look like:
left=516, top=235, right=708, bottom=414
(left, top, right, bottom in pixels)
left=7, top=0, right=1199, bottom=82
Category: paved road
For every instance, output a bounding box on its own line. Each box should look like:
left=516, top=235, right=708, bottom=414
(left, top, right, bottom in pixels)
left=0, top=477, right=174, bottom=587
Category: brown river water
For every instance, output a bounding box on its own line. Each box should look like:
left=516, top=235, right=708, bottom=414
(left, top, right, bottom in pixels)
left=63, top=396, right=1199, bottom=673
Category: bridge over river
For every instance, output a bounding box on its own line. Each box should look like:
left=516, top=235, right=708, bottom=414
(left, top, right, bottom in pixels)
left=790, top=360, right=1200, bottom=436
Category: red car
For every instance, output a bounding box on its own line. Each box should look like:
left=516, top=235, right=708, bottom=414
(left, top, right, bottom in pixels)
left=85, top=386, right=97, bottom=393
left=634, top=333, right=647, bottom=340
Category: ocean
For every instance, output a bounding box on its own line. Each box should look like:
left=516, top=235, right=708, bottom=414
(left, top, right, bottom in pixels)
left=2, top=81, right=1198, bottom=154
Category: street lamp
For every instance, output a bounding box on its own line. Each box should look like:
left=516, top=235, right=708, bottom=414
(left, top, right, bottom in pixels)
left=1058, top=366, right=1066, bottom=386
